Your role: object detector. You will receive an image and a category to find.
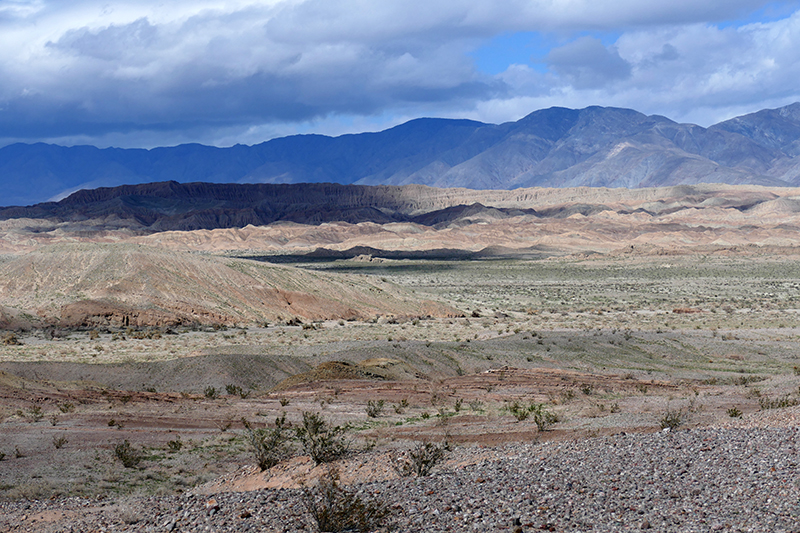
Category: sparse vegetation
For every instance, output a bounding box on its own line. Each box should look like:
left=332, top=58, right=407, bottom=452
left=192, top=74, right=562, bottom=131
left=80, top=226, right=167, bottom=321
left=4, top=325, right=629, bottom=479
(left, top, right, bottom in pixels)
left=296, top=412, right=350, bottom=464
left=727, top=407, right=742, bottom=418
left=758, top=394, right=799, bottom=410
left=530, top=403, right=559, bottom=431
left=204, top=386, right=219, bottom=399
left=166, top=437, right=183, bottom=452
left=302, top=468, right=392, bottom=533
left=392, top=398, right=409, bottom=414
left=225, top=384, right=250, bottom=398
left=52, top=436, right=68, bottom=449
left=506, top=400, right=558, bottom=430
left=27, top=405, right=44, bottom=422
left=2, top=332, right=21, bottom=345
left=392, top=440, right=448, bottom=477
left=365, top=399, right=384, bottom=418
left=113, top=440, right=143, bottom=468
left=659, top=404, right=686, bottom=430
left=242, top=413, right=293, bottom=471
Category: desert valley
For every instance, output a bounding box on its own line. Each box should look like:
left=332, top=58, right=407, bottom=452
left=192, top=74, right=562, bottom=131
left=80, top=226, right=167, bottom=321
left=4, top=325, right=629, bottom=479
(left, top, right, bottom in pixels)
left=1, top=173, right=800, bottom=531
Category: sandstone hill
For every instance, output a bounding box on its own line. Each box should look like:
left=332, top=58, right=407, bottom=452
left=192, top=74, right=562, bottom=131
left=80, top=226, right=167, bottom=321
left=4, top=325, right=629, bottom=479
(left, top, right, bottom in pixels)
left=2, top=103, right=800, bottom=207
left=0, top=243, right=455, bottom=328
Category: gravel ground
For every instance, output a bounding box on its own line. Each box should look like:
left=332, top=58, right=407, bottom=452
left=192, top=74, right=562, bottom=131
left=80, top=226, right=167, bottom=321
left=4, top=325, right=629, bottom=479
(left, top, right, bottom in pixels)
left=2, top=424, right=799, bottom=533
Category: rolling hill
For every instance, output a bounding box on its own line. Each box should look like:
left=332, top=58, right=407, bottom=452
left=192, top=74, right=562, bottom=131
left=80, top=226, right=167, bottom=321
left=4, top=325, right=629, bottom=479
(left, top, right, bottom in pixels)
left=0, top=243, right=456, bottom=328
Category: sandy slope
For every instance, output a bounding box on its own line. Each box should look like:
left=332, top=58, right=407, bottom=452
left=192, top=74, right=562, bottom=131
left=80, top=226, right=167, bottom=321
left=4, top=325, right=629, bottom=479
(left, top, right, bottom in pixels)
left=0, top=243, right=456, bottom=327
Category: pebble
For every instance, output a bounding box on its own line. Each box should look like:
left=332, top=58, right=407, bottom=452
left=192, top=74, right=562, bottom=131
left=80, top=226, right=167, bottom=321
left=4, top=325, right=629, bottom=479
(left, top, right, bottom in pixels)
left=2, top=427, right=800, bottom=531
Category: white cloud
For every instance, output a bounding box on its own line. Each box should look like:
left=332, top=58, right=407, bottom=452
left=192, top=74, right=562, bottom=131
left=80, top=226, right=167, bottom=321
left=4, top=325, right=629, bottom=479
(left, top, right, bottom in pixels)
left=0, top=0, right=797, bottom=147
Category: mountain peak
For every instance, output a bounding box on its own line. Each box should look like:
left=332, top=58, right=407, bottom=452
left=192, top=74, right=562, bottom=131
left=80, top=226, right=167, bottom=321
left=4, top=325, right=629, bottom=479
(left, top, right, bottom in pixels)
left=1, top=104, right=799, bottom=207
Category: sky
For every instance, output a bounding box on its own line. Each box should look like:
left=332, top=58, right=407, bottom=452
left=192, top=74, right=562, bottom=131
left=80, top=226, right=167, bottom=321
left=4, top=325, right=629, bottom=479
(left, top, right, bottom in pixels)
left=1, top=0, right=800, bottom=149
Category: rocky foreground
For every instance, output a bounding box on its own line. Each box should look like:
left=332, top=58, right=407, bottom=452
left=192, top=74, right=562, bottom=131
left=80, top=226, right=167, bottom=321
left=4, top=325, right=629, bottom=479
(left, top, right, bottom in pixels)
left=2, top=424, right=799, bottom=533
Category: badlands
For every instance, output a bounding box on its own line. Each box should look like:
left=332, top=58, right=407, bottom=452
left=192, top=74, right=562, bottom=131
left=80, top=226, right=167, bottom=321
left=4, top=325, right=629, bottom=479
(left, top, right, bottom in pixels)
left=1, top=183, right=800, bottom=531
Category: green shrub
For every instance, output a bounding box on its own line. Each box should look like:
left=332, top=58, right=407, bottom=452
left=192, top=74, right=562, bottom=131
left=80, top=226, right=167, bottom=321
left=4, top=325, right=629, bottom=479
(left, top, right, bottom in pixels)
left=727, top=407, right=742, bottom=418
left=204, top=386, right=219, bottom=399
left=114, top=440, right=143, bottom=468
left=365, top=400, right=384, bottom=418
left=296, top=412, right=349, bottom=464
left=759, top=394, right=799, bottom=410
left=302, top=468, right=391, bottom=533
left=392, top=399, right=408, bottom=414
left=392, top=440, right=448, bottom=477
left=167, top=437, right=183, bottom=452
left=243, top=414, right=293, bottom=471
left=453, top=398, right=463, bottom=412
left=530, top=403, right=559, bottom=431
left=27, top=405, right=44, bottom=422
left=507, top=401, right=531, bottom=422
left=659, top=405, right=685, bottom=430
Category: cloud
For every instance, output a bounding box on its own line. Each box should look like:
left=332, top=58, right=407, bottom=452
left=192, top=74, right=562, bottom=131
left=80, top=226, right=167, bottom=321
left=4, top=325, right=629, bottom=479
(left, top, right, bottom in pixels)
left=546, top=37, right=632, bottom=89
left=470, top=7, right=800, bottom=127
left=0, top=0, right=798, bottom=147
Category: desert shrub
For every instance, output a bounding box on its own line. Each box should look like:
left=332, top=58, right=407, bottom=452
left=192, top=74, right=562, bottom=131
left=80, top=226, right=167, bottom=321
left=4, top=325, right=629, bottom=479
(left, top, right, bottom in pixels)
left=225, top=384, right=250, bottom=398
left=114, top=440, right=143, bottom=468
left=167, top=437, right=183, bottom=452
left=507, top=401, right=531, bottom=422
left=242, top=414, right=293, bottom=471
left=58, top=402, right=75, bottom=414
left=365, top=400, right=384, bottom=418
left=1, top=332, right=21, bottom=345
left=27, top=405, right=44, bottom=422
left=727, top=407, right=743, bottom=418
left=280, top=397, right=290, bottom=407
left=758, top=394, right=799, bottom=410
left=302, top=468, right=391, bottom=533
left=0, top=452, right=5, bottom=461
left=392, top=399, right=408, bottom=414
left=204, top=386, right=219, bottom=399
left=392, top=440, right=448, bottom=477
left=296, top=412, right=350, bottom=464
left=530, top=403, right=559, bottom=431
left=659, top=405, right=686, bottom=430
left=52, top=436, right=68, bottom=449
left=453, top=398, right=463, bottom=412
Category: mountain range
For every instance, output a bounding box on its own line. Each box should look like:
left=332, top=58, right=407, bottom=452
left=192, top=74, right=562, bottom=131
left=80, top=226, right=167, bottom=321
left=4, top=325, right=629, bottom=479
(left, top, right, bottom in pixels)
left=2, top=103, right=800, bottom=207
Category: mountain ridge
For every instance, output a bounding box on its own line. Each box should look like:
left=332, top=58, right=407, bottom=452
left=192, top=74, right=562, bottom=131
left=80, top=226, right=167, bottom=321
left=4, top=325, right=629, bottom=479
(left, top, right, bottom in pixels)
left=2, top=103, right=800, bottom=207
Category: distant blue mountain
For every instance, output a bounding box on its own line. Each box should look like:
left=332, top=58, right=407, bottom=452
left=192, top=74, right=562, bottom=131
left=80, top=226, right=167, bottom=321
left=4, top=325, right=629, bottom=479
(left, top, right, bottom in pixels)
left=2, top=104, right=799, bottom=208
